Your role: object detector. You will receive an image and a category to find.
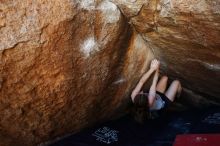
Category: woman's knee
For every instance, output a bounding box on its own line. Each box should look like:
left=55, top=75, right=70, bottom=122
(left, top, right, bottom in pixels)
left=161, top=76, right=168, bottom=81
left=165, top=80, right=181, bottom=101
left=172, top=80, right=181, bottom=86
left=156, top=76, right=168, bottom=93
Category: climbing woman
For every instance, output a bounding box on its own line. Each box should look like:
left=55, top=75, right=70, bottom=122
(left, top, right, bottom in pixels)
left=131, top=59, right=182, bottom=122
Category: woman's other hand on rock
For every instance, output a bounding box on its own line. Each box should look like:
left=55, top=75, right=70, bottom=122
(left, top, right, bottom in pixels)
left=150, top=59, right=160, bottom=71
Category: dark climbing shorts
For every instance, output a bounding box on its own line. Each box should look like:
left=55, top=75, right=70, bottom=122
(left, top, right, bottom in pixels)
left=156, top=91, right=172, bottom=109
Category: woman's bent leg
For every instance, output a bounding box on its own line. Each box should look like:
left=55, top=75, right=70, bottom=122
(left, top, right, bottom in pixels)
left=165, top=80, right=182, bottom=102
left=156, top=76, right=168, bottom=93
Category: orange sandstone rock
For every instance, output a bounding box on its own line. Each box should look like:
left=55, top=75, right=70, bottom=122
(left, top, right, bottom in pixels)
left=0, top=0, right=154, bottom=145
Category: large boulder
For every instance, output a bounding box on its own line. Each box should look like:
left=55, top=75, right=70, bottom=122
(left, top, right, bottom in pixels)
left=0, top=0, right=153, bottom=145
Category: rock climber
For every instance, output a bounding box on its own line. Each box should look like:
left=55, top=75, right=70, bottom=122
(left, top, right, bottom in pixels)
left=131, top=59, right=182, bottom=122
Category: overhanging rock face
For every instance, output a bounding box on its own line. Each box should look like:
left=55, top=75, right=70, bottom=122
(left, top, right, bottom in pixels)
left=0, top=0, right=219, bottom=145
left=112, top=0, right=220, bottom=106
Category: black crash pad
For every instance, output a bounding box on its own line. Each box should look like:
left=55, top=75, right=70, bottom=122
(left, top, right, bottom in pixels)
left=50, top=107, right=220, bottom=146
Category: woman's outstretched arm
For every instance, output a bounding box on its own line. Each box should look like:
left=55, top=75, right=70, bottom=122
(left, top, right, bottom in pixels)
left=148, top=68, right=159, bottom=107
left=131, top=59, right=160, bottom=102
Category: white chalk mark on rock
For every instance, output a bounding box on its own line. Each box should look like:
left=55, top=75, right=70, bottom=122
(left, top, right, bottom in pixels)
left=81, top=37, right=99, bottom=58
left=159, top=0, right=173, bottom=17
left=187, top=58, right=220, bottom=71
left=97, top=0, right=120, bottom=23
left=113, top=78, right=126, bottom=85
left=78, top=0, right=95, bottom=10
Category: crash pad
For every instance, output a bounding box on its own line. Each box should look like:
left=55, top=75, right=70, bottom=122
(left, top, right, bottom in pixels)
left=50, top=107, right=220, bottom=146
left=173, top=134, right=220, bottom=146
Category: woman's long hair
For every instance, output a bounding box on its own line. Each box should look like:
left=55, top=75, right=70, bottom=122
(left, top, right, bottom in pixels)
left=131, top=93, right=150, bottom=124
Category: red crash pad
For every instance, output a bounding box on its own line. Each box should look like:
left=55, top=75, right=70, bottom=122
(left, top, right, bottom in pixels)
left=173, top=134, right=220, bottom=146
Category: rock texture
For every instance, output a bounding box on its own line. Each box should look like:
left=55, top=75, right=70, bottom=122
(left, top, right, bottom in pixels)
left=0, top=0, right=153, bottom=145
left=0, top=0, right=220, bottom=145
